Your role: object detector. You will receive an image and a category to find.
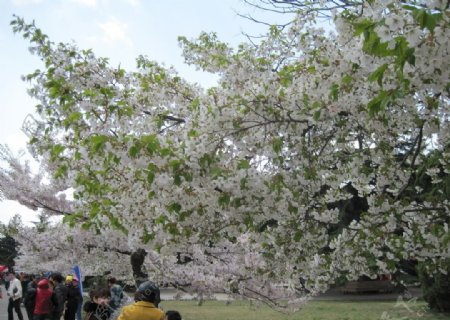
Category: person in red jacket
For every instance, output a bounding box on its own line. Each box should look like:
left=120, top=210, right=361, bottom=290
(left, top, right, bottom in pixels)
left=34, top=279, right=58, bottom=320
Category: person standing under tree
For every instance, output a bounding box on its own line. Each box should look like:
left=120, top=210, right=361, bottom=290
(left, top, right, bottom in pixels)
left=33, top=278, right=58, bottom=320
left=23, top=275, right=39, bottom=320
left=107, top=277, right=123, bottom=310
left=51, top=273, right=68, bottom=320
left=6, top=272, right=24, bottom=320
left=64, top=276, right=82, bottom=320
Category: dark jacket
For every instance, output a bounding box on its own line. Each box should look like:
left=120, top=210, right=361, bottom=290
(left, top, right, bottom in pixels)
left=83, top=301, right=112, bottom=320
left=53, top=282, right=68, bottom=314
left=23, top=281, right=37, bottom=310
left=66, top=284, right=82, bottom=308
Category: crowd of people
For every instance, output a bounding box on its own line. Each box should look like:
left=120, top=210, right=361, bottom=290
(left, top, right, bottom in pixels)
left=1, top=271, right=182, bottom=320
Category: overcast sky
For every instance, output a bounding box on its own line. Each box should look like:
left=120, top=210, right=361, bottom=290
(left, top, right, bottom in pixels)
left=0, top=0, right=282, bottom=225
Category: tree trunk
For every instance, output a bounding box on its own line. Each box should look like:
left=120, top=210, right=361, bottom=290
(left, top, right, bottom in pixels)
left=130, top=248, right=148, bottom=287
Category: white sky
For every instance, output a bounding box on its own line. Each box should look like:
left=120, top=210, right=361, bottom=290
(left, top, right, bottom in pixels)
left=0, top=0, right=281, bottom=225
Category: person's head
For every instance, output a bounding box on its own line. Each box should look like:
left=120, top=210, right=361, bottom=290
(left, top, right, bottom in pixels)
left=72, top=277, right=79, bottom=287
left=66, top=275, right=73, bottom=284
left=7, top=271, right=15, bottom=280
left=33, top=274, right=40, bottom=284
left=52, top=273, right=64, bottom=283
left=37, top=279, right=50, bottom=289
left=165, top=310, right=182, bottom=320
left=135, top=281, right=161, bottom=306
left=90, top=287, right=111, bottom=305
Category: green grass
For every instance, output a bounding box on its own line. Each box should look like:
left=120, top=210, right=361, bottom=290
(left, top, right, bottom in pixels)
left=159, top=300, right=449, bottom=320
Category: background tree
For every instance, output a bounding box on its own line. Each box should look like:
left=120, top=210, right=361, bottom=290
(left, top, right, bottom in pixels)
left=0, top=235, right=19, bottom=270
left=0, top=215, right=22, bottom=270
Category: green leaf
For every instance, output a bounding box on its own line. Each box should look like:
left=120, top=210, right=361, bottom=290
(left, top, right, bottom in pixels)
left=168, top=202, right=182, bottom=213
left=55, top=164, right=68, bottom=178
left=188, top=129, right=199, bottom=138
left=64, top=111, right=82, bottom=128
left=304, top=167, right=317, bottom=180
left=62, top=212, right=84, bottom=227
left=240, top=177, right=248, bottom=190
left=129, top=144, right=141, bottom=158
left=169, top=159, right=182, bottom=171
left=367, top=91, right=391, bottom=116
left=329, top=83, right=339, bottom=101
left=393, top=37, right=415, bottom=72
left=288, top=203, right=298, bottom=214
left=159, top=147, right=172, bottom=157
left=29, top=137, right=38, bottom=144
left=412, top=9, right=443, bottom=32
left=141, top=229, right=154, bottom=244
left=50, top=144, right=65, bottom=160
left=271, top=174, right=285, bottom=192
left=146, top=171, right=155, bottom=185
left=155, top=215, right=167, bottom=224
left=272, top=138, right=283, bottom=154
left=307, top=66, right=316, bottom=73
left=165, top=222, right=179, bottom=235
left=237, top=159, right=250, bottom=170
left=365, top=32, right=390, bottom=57
left=199, top=153, right=213, bottom=169
left=146, top=163, right=158, bottom=185
left=173, top=174, right=182, bottom=186
left=368, top=63, right=389, bottom=86
left=89, top=135, right=108, bottom=153
left=189, top=98, right=200, bottom=111
left=279, top=68, right=294, bottom=87
left=141, top=134, right=160, bottom=155
left=218, top=193, right=231, bottom=208
left=353, top=19, right=376, bottom=36
left=341, top=74, right=353, bottom=86
left=313, top=110, right=321, bottom=121
left=243, top=214, right=254, bottom=228
left=108, top=215, right=127, bottom=234
left=211, top=167, right=223, bottom=178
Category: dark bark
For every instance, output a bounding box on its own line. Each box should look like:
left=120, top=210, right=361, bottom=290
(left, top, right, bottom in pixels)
left=130, top=248, right=148, bottom=287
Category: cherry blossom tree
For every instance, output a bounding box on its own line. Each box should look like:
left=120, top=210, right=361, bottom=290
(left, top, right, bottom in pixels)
left=2, top=0, right=449, bottom=311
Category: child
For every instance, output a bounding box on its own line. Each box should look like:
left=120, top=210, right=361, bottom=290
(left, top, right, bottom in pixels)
left=165, top=310, right=182, bottom=320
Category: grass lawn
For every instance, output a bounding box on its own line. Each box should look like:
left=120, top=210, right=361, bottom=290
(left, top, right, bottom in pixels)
left=159, top=300, right=449, bottom=320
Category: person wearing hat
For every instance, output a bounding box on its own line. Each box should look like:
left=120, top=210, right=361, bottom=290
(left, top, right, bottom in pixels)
left=33, top=278, right=58, bottom=320
left=64, top=276, right=82, bottom=320
left=117, top=281, right=165, bottom=320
